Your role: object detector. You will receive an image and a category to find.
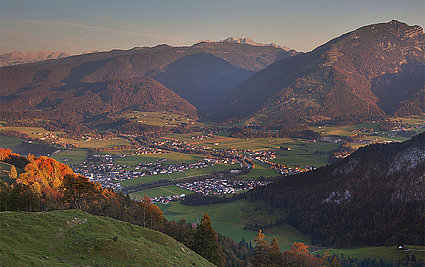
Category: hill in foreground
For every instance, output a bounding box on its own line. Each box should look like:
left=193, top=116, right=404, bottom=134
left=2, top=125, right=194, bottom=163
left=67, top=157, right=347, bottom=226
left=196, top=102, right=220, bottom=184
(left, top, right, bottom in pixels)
left=212, top=20, right=424, bottom=126
left=0, top=209, right=213, bottom=266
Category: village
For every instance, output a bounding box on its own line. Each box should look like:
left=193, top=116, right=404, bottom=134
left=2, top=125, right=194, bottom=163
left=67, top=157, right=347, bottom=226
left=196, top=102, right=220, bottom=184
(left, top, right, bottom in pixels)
left=72, top=153, right=239, bottom=191
left=150, top=179, right=272, bottom=204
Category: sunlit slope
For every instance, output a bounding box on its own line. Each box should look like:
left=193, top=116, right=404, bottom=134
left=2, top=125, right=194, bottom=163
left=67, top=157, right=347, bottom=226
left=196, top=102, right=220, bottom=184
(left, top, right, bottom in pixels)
left=0, top=209, right=214, bottom=267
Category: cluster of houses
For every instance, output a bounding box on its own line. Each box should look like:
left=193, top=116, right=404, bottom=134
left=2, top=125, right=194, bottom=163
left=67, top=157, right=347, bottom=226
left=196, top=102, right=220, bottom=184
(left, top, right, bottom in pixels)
left=245, top=150, right=276, bottom=161
left=151, top=194, right=186, bottom=204
left=71, top=153, right=240, bottom=191
left=176, top=179, right=271, bottom=196
left=132, top=159, right=221, bottom=176
left=134, top=146, right=164, bottom=155
left=73, top=154, right=126, bottom=191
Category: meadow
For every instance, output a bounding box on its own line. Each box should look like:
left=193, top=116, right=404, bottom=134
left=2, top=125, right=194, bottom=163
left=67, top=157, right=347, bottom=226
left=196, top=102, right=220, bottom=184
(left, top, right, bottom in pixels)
left=52, top=148, right=88, bottom=165
left=159, top=200, right=424, bottom=263
left=114, top=151, right=204, bottom=168
left=130, top=185, right=192, bottom=199
left=0, top=209, right=211, bottom=266
left=120, top=163, right=235, bottom=188
left=314, top=245, right=425, bottom=263
left=158, top=199, right=310, bottom=250
left=164, top=133, right=338, bottom=168
left=0, top=135, right=24, bottom=151
left=119, top=111, right=202, bottom=127
left=0, top=126, right=130, bottom=149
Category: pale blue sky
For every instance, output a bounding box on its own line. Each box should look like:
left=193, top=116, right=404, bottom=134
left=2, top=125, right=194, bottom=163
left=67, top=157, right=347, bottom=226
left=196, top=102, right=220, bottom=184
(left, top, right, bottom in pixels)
left=1, top=0, right=424, bottom=54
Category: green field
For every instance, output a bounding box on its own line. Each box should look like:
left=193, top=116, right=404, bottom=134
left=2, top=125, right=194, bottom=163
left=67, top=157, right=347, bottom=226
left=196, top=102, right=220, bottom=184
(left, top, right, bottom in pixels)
left=52, top=148, right=88, bottom=165
left=158, top=200, right=310, bottom=250
left=310, top=123, right=381, bottom=137
left=164, top=133, right=339, bottom=168
left=130, top=185, right=192, bottom=199
left=271, top=141, right=339, bottom=167
left=391, top=115, right=425, bottom=126
left=115, top=151, right=204, bottom=168
left=0, top=126, right=130, bottom=149
left=0, top=135, right=24, bottom=151
left=0, top=210, right=212, bottom=266
left=239, top=162, right=279, bottom=178
left=314, top=245, right=425, bottom=263
left=119, top=111, right=201, bottom=127
left=120, top=163, right=234, bottom=188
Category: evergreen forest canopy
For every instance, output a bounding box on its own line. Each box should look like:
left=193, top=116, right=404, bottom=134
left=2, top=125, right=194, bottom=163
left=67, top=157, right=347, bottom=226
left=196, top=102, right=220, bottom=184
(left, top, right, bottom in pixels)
left=246, top=132, right=425, bottom=248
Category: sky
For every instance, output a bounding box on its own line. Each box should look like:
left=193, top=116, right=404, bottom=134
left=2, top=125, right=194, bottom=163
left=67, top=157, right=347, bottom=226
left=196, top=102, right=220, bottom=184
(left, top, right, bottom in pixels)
left=1, top=0, right=424, bottom=54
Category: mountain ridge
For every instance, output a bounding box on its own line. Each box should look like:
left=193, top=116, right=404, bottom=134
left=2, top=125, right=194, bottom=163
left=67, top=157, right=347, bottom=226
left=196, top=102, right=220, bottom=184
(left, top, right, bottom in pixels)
left=0, top=41, right=294, bottom=115
left=0, top=51, right=70, bottom=67
left=211, top=20, right=425, bottom=126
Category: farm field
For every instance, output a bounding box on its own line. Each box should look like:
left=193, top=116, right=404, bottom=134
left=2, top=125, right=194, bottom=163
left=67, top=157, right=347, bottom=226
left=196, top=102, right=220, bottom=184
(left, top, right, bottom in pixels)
left=239, top=162, right=279, bottom=178
left=0, top=135, right=23, bottom=151
left=52, top=148, right=88, bottom=165
left=158, top=199, right=310, bottom=250
left=130, top=185, right=192, bottom=199
left=118, top=111, right=201, bottom=127
left=391, top=115, right=425, bottom=126
left=0, top=126, right=130, bottom=149
left=271, top=141, right=338, bottom=167
left=120, top=163, right=235, bottom=188
left=164, top=133, right=339, bottom=167
left=114, top=151, right=204, bottom=168
left=314, top=245, right=425, bottom=263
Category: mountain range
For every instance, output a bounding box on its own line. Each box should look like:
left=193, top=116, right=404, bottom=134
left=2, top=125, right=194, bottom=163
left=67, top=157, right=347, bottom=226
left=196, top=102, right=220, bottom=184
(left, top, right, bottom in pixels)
left=1, top=21, right=424, bottom=130
left=0, top=40, right=293, bottom=123
left=211, top=20, right=424, bottom=126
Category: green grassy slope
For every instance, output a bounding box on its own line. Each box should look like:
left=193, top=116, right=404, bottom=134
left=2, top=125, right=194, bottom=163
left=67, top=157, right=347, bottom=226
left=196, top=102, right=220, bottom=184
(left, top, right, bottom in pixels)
left=0, top=210, right=214, bottom=267
left=158, top=200, right=310, bottom=250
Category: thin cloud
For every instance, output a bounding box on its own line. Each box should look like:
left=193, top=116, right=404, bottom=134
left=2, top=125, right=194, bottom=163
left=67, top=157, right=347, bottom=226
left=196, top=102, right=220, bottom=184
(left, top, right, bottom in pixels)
left=3, top=17, right=194, bottom=43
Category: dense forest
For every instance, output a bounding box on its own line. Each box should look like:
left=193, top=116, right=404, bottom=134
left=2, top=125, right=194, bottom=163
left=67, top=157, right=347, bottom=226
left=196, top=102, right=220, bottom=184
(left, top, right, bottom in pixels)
left=246, top=133, right=425, bottom=248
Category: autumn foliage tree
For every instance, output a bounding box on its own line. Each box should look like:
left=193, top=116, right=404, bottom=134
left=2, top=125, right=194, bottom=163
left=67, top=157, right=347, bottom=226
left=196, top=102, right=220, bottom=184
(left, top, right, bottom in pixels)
left=61, top=174, right=102, bottom=209
left=252, top=230, right=325, bottom=267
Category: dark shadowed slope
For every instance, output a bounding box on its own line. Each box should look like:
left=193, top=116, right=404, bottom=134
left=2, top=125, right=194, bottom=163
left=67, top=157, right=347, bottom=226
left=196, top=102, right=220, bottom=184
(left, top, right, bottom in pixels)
left=0, top=41, right=294, bottom=111
left=0, top=77, right=198, bottom=122
left=152, top=53, right=254, bottom=109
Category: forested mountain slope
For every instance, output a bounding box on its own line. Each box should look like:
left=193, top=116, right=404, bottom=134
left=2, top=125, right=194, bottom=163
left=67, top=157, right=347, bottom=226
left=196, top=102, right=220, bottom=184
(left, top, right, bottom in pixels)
left=247, top=132, right=425, bottom=247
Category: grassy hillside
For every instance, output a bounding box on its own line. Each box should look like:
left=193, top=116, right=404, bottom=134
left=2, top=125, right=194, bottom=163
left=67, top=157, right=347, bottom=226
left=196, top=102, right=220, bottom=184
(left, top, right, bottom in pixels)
left=0, top=210, right=214, bottom=267
left=158, top=200, right=310, bottom=250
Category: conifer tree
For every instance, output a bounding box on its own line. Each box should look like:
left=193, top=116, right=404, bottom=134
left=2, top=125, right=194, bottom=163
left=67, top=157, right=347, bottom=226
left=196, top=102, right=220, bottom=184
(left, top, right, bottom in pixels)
left=192, top=213, right=225, bottom=267
left=268, top=237, right=281, bottom=266
left=253, top=229, right=268, bottom=266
